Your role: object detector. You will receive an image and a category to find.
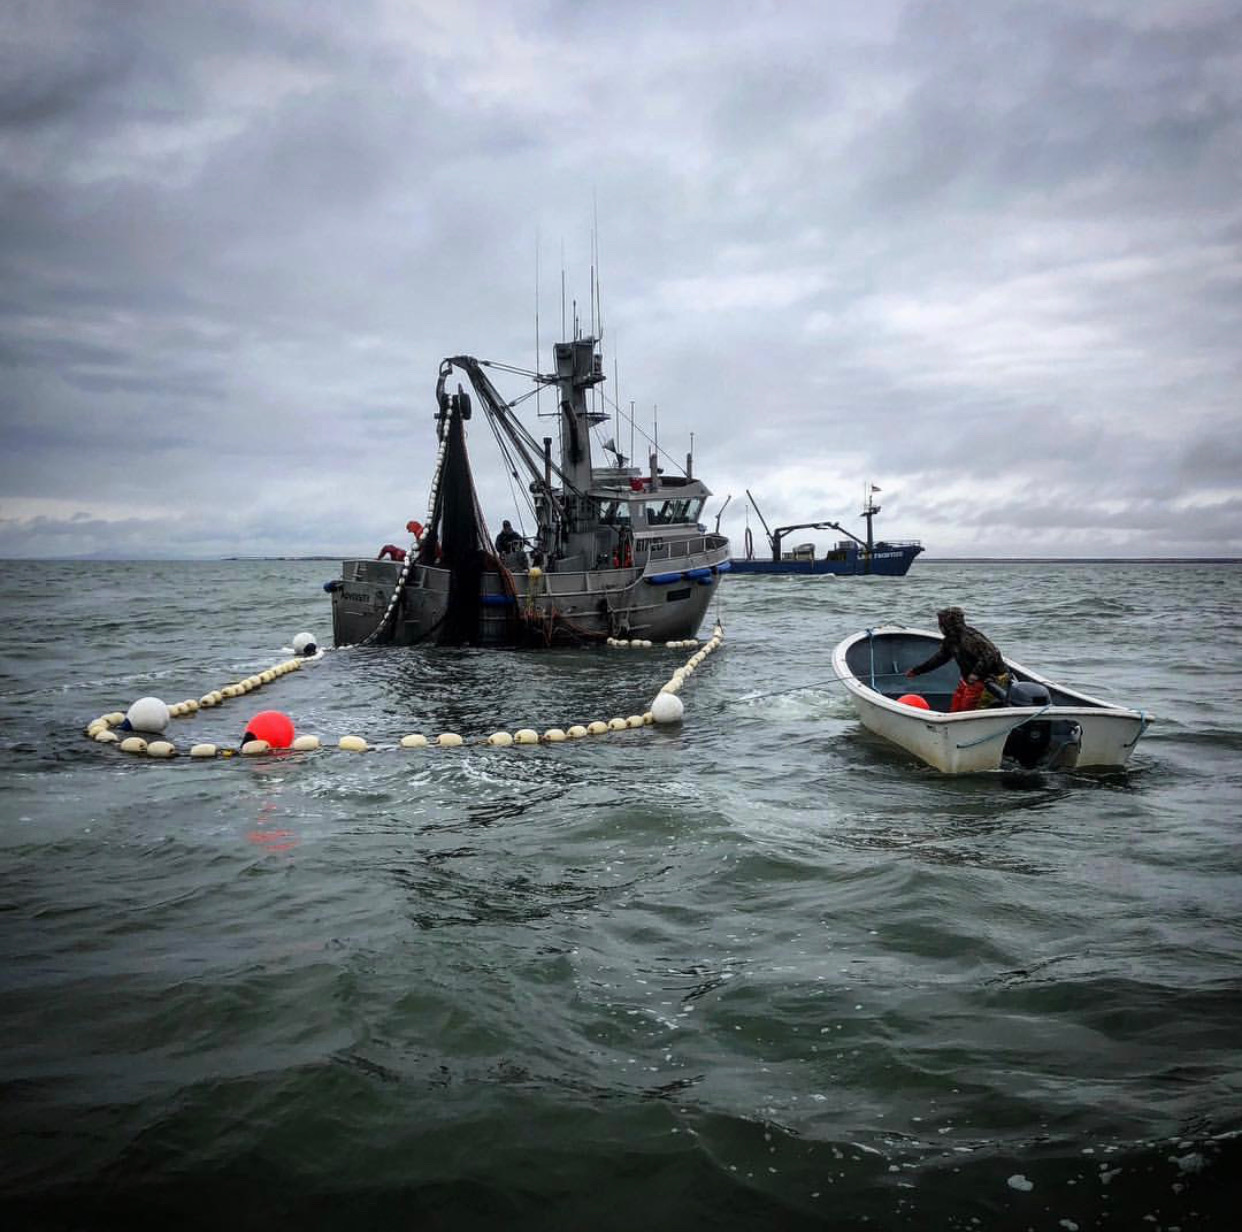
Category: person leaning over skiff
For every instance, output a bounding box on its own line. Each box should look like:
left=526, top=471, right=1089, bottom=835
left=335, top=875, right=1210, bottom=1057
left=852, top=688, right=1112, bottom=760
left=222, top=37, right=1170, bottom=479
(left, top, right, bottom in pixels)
left=905, top=606, right=1010, bottom=712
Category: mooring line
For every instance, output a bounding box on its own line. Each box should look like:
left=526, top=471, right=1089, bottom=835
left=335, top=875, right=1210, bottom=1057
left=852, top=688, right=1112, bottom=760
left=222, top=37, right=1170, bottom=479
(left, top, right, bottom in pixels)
left=724, top=671, right=908, bottom=706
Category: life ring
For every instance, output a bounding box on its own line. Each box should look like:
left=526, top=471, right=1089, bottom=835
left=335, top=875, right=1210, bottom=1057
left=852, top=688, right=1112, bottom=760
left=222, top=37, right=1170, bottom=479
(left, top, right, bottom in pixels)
left=744, top=527, right=754, bottom=560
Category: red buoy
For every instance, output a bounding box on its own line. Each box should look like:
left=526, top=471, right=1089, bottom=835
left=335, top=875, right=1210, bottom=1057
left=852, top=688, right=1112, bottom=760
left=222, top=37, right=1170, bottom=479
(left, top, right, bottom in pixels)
left=897, top=693, right=931, bottom=710
left=242, top=710, right=296, bottom=749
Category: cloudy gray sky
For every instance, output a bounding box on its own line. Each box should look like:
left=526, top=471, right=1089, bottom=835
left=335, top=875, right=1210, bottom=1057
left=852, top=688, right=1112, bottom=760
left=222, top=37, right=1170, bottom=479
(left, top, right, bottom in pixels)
left=2, top=0, right=1239, bottom=559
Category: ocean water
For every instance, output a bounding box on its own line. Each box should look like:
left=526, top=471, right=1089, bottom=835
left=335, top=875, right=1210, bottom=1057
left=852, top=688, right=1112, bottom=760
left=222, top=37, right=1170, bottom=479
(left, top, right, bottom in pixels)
left=1, top=559, right=1239, bottom=1230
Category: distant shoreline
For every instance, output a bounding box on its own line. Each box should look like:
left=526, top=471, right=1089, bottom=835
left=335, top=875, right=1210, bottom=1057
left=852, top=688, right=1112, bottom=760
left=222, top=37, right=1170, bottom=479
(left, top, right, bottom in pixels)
left=1, top=555, right=1239, bottom=565
left=918, top=557, right=1242, bottom=564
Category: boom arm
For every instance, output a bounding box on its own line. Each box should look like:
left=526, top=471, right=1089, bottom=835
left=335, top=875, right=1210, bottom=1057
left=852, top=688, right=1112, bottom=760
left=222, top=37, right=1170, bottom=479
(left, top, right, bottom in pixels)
left=745, top=489, right=775, bottom=553
left=768, top=520, right=864, bottom=561
left=437, top=356, right=567, bottom=495
left=747, top=489, right=866, bottom=560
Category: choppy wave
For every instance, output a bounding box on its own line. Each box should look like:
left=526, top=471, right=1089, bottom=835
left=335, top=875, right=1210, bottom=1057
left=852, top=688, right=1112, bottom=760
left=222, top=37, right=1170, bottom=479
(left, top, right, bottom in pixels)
left=1, top=559, right=1240, bottom=1227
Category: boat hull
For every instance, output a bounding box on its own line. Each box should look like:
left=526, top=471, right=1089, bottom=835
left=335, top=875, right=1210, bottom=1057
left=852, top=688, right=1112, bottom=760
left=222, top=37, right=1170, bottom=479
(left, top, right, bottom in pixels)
left=330, top=560, right=450, bottom=646
left=831, top=626, right=1149, bottom=773
left=730, top=544, right=923, bottom=576
left=331, top=542, right=730, bottom=647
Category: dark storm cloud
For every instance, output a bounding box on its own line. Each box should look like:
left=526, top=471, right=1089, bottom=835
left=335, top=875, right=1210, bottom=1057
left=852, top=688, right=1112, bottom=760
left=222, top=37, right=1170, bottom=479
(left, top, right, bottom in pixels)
left=1, top=0, right=1239, bottom=559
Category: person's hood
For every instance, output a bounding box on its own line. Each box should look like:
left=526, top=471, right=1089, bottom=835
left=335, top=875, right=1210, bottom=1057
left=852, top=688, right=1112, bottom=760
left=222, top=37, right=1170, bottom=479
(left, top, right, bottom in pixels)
left=937, top=607, right=966, bottom=636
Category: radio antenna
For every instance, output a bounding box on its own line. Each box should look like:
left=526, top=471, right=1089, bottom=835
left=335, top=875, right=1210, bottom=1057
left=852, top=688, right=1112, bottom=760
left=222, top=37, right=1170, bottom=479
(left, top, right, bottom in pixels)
left=592, top=192, right=603, bottom=344
left=535, top=228, right=541, bottom=414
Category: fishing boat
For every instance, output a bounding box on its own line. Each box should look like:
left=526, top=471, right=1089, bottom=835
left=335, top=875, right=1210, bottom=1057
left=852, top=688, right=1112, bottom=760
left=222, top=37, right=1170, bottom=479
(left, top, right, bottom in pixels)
left=729, top=486, right=923, bottom=576
left=831, top=626, right=1150, bottom=773
left=329, top=336, right=730, bottom=647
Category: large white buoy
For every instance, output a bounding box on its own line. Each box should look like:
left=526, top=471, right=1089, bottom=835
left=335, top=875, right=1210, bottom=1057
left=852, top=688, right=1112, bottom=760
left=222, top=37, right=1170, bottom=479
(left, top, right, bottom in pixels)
left=126, top=696, right=170, bottom=733
left=651, top=692, right=684, bottom=725
left=292, top=631, right=318, bottom=656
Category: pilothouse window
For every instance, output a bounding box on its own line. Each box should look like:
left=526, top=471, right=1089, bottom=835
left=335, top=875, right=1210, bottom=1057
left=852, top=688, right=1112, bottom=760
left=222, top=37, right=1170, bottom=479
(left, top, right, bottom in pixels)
left=597, top=499, right=632, bottom=525
left=639, top=497, right=703, bottom=525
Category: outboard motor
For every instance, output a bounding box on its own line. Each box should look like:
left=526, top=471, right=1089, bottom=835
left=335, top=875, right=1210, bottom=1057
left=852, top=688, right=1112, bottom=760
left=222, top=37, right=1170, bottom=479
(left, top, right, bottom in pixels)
left=1001, top=679, right=1081, bottom=769
left=1006, top=680, right=1051, bottom=708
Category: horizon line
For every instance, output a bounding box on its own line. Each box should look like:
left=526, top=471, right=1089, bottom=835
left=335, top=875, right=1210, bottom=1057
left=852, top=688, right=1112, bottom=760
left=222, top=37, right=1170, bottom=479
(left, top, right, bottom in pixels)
left=0, top=555, right=1239, bottom=565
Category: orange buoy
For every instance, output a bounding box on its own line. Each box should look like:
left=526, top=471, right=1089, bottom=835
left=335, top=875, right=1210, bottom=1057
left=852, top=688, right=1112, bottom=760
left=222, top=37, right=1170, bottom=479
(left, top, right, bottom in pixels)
left=242, top=710, right=295, bottom=749
left=897, top=694, right=931, bottom=710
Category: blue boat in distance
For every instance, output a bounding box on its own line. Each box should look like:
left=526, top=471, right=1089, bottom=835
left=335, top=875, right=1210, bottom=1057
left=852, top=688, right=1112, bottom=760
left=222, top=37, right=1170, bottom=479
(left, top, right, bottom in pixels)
left=729, top=485, right=924, bottom=577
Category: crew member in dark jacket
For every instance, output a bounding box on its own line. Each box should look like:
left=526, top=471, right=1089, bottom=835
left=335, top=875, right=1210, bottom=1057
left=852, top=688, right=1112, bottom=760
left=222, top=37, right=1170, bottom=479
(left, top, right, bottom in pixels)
left=494, top=520, right=523, bottom=554
left=906, top=607, right=1009, bottom=712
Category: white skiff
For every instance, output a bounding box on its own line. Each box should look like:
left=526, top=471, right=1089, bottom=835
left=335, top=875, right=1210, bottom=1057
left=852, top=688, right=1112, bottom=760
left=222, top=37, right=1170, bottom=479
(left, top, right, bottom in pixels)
left=831, top=626, right=1150, bottom=774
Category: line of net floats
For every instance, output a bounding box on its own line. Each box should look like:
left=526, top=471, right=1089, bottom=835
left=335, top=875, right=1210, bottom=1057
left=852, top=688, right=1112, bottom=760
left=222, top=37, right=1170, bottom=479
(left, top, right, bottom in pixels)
left=81, top=627, right=725, bottom=761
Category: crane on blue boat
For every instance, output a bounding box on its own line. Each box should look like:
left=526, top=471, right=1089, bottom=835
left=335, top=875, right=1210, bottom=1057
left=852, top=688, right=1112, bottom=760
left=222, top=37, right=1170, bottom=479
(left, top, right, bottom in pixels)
left=729, top=485, right=924, bottom=577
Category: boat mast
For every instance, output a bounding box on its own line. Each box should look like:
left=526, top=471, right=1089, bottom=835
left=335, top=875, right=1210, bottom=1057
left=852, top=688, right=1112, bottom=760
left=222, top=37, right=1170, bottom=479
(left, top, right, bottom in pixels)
left=554, top=336, right=605, bottom=559
left=862, top=483, right=880, bottom=553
